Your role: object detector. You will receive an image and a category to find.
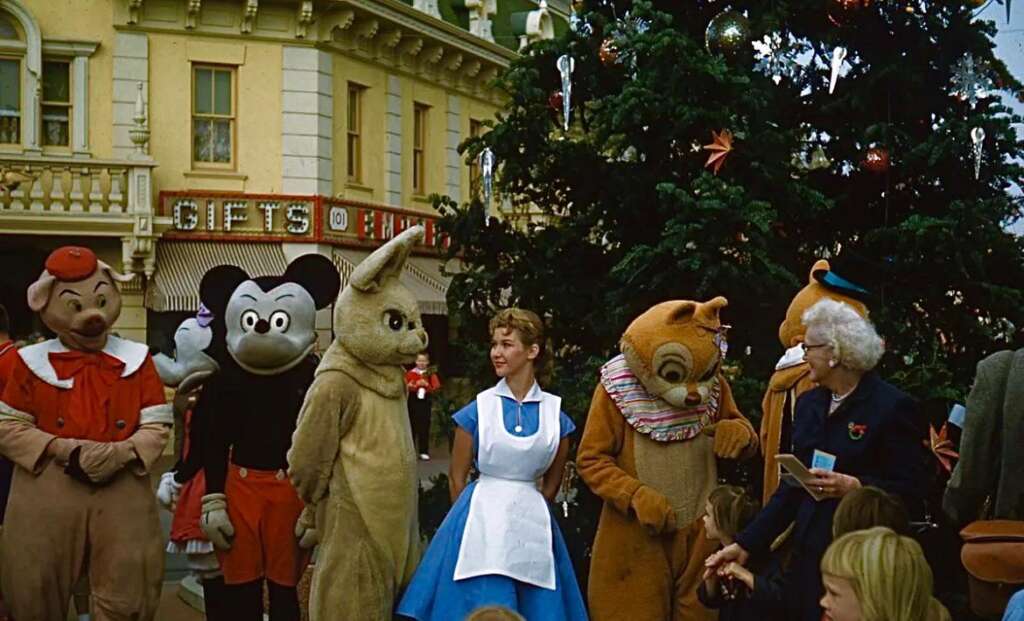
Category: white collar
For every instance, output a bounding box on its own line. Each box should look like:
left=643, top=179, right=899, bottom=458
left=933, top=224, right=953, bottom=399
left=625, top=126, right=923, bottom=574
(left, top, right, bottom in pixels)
left=18, top=337, right=150, bottom=389
left=775, top=344, right=806, bottom=371
left=494, top=377, right=543, bottom=403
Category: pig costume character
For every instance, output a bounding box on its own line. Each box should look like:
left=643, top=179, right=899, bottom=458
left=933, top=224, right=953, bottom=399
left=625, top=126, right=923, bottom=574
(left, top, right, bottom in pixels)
left=0, top=247, right=171, bottom=621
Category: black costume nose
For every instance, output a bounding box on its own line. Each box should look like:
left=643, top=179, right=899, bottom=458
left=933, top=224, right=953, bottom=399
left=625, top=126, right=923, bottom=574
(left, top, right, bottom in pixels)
left=255, top=319, right=270, bottom=334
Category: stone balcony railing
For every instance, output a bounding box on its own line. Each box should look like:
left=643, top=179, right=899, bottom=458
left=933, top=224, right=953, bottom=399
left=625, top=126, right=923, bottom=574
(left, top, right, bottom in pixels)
left=0, top=156, right=136, bottom=214
left=0, top=153, right=159, bottom=276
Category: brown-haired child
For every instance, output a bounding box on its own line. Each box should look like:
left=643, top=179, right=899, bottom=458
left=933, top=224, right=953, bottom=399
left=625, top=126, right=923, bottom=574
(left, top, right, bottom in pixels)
left=698, top=485, right=785, bottom=621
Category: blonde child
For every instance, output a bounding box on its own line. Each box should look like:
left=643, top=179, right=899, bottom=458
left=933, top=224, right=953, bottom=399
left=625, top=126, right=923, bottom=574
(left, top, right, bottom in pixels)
left=820, top=526, right=951, bottom=621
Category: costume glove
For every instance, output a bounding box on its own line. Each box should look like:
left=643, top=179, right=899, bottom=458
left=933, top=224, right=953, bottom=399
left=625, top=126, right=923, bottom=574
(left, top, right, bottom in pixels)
left=704, top=419, right=755, bottom=459
left=48, top=437, right=81, bottom=465
left=200, top=493, right=235, bottom=550
left=630, top=485, right=677, bottom=535
left=157, top=471, right=182, bottom=510
left=295, top=505, right=318, bottom=550
left=65, top=441, right=138, bottom=485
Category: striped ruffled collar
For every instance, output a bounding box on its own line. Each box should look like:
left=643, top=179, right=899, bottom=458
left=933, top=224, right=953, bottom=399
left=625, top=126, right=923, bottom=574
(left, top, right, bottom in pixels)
left=599, top=354, right=719, bottom=442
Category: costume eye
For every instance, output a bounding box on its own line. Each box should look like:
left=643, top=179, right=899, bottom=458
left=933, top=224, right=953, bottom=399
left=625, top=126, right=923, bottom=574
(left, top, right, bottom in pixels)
left=269, top=311, right=290, bottom=332
left=240, top=310, right=259, bottom=332
left=66, top=299, right=83, bottom=313
left=658, top=361, right=686, bottom=384
left=96, top=294, right=107, bottom=308
left=385, top=310, right=404, bottom=331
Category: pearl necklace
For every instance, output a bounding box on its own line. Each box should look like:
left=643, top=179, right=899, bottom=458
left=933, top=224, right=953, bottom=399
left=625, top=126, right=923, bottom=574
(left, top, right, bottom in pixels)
left=831, top=386, right=856, bottom=402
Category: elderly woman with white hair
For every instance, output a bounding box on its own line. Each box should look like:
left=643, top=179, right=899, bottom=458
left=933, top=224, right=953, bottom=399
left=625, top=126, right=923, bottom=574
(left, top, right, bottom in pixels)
left=705, top=298, right=929, bottom=621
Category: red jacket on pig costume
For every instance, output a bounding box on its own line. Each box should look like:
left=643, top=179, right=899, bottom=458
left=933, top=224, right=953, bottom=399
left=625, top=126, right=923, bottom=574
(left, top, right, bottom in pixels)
left=0, top=247, right=171, bottom=621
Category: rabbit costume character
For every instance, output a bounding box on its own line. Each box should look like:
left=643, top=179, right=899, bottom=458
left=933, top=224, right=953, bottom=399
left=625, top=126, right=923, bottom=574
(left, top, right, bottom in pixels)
left=288, top=226, right=427, bottom=620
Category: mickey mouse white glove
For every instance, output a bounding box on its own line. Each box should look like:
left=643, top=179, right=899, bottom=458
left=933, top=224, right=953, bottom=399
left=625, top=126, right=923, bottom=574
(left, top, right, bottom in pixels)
left=200, top=493, right=235, bottom=550
left=156, top=472, right=182, bottom=510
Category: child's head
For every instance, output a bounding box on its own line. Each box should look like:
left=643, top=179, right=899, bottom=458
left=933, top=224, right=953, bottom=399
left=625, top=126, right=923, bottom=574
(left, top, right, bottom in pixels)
left=415, top=351, right=430, bottom=369
left=488, top=308, right=545, bottom=379
left=464, top=606, right=526, bottom=621
left=820, top=526, right=950, bottom=621
left=832, top=486, right=910, bottom=539
left=703, top=485, right=759, bottom=544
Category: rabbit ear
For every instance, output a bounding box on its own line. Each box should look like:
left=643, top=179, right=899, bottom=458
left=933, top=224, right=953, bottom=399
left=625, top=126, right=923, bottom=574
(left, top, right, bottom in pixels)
left=350, top=226, right=424, bottom=293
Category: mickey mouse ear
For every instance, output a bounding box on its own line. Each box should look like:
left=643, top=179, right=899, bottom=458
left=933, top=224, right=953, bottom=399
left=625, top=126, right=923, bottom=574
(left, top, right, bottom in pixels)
left=200, top=265, right=249, bottom=317
left=284, top=254, right=341, bottom=310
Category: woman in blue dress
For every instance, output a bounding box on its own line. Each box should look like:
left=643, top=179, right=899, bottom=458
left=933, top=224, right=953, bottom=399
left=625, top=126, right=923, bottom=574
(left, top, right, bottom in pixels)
left=397, top=308, right=588, bottom=621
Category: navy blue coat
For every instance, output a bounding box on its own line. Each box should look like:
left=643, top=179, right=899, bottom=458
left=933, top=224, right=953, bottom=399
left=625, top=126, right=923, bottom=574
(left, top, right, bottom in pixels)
left=734, top=371, right=929, bottom=621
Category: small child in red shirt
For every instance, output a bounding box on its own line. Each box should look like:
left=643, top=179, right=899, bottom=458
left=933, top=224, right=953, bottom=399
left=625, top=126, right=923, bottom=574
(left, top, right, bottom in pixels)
left=405, top=352, right=441, bottom=460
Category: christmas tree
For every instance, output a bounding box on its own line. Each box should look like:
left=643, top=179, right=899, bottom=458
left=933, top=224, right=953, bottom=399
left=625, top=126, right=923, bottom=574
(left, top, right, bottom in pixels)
left=441, top=0, right=1024, bottom=417
left=431, top=0, right=1024, bottom=588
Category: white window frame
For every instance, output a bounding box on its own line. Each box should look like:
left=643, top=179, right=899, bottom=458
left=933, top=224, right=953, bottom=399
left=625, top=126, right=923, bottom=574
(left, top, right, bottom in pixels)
left=41, top=40, right=98, bottom=156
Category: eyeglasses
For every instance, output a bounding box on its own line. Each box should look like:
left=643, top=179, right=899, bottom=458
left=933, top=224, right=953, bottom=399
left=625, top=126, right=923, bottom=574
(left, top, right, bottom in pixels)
left=801, top=342, right=830, bottom=352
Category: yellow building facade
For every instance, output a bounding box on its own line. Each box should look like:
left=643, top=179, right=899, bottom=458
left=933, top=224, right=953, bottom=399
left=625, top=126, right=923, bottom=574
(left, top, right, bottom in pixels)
left=0, top=0, right=565, bottom=352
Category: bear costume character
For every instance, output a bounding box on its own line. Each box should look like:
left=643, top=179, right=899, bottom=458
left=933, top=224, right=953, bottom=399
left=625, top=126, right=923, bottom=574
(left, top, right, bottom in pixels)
left=153, top=309, right=223, bottom=616
left=0, top=246, right=172, bottom=621
left=759, top=260, right=868, bottom=504
left=578, top=297, right=758, bottom=621
left=288, top=226, right=427, bottom=621
left=197, top=254, right=340, bottom=621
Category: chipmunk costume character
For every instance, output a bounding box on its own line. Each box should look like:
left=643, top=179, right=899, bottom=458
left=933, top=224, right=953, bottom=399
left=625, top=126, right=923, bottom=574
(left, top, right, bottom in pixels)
left=578, top=297, right=757, bottom=621
left=760, top=260, right=868, bottom=504
left=0, top=246, right=171, bottom=621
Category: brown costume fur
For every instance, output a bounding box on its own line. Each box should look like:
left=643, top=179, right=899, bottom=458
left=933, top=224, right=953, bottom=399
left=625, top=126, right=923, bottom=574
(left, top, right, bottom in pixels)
left=578, top=298, right=757, bottom=621
left=760, top=260, right=867, bottom=503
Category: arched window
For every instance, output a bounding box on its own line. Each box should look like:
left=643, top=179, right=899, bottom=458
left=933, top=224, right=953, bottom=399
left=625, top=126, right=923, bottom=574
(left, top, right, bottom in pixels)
left=0, top=11, right=23, bottom=145
left=0, top=0, right=40, bottom=151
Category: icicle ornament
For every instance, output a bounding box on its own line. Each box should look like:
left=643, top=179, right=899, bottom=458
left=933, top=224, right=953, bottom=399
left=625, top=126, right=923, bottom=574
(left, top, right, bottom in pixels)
left=479, top=147, right=496, bottom=207
left=829, top=46, right=847, bottom=94
left=556, top=54, right=575, bottom=131
left=971, top=126, right=985, bottom=180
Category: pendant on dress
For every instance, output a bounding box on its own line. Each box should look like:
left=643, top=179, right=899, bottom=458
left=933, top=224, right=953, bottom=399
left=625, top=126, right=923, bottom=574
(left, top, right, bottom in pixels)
left=514, top=425, right=523, bottom=433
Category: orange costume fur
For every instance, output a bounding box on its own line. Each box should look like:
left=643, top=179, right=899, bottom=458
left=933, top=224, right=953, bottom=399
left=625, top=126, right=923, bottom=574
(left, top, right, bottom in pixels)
left=759, top=260, right=868, bottom=504
left=578, top=298, right=758, bottom=621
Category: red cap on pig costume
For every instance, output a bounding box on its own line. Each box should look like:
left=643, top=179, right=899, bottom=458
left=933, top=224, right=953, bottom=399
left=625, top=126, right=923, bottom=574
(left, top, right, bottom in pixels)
left=44, top=246, right=99, bottom=282
left=27, top=246, right=134, bottom=312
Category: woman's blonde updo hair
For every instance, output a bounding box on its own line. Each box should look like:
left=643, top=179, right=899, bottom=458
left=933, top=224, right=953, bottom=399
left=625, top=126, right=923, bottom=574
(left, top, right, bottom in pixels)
left=821, top=527, right=951, bottom=621
left=802, top=298, right=884, bottom=372
left=489, top=308, right=547, bottom=371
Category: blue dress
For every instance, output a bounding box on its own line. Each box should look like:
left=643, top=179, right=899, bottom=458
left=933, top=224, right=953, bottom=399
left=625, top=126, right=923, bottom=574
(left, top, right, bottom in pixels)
left=396, top=382, right=589, bottom=621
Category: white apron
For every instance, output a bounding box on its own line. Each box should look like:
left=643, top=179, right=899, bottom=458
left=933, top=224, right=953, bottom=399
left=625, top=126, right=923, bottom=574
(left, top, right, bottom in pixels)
left=453, top=384, right=561, bottom=590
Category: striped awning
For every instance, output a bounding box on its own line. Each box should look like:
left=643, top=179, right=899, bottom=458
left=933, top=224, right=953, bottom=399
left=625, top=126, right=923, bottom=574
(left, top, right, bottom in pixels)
left=332, top=248, right=451, bottom=316
left=145, top=241, right=289, bottom=312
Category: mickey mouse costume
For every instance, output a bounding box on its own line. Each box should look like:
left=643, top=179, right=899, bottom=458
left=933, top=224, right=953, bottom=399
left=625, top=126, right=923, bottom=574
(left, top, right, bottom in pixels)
left=194, top=254, right=339, bottom=620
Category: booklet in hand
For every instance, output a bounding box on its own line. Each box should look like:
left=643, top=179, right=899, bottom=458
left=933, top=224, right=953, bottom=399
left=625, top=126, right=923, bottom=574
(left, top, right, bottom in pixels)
left=775, top=453, right=827, bottom=501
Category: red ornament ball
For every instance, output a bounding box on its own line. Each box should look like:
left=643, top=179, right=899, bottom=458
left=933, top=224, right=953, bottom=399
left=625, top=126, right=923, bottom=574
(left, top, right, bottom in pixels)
left=863, top=147, right=890, bottom=174
left=828, top=0, right=873, bottom=26
left=548, top=90, right=564, bottom=111
left=599, top=38, right=619, bottom=66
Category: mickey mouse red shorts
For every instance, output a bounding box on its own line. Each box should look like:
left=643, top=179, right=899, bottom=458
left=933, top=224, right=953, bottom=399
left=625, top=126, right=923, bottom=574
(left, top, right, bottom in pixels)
left=217, top=464, right=311, bottom=587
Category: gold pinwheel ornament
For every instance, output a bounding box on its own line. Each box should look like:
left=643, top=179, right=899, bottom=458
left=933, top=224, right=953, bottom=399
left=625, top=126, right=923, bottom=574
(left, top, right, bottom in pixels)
left=925, top=422, right=959, bottom=474
left=703, top=129, right=734, bottom=175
